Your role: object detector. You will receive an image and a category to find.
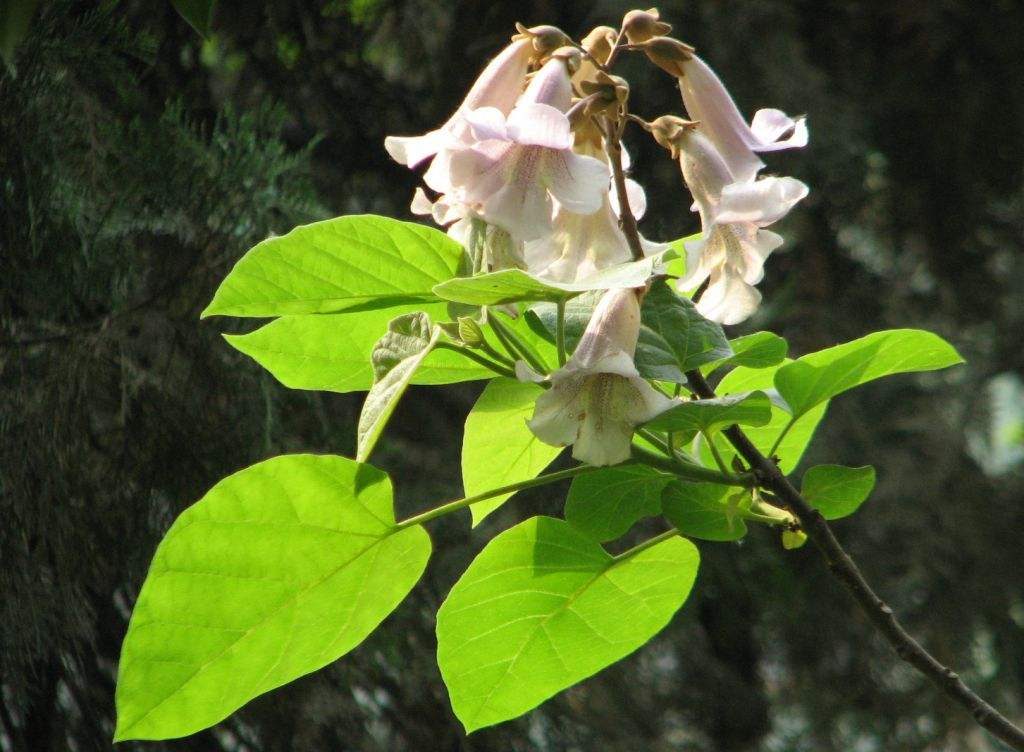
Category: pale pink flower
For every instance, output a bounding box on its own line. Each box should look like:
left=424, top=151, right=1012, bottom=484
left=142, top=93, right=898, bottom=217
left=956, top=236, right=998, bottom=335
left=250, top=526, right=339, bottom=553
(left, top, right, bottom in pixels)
left=442, top=52, right=610, bottom=242
left=527, top=288, right=674, bottom=466
left=383, top=39, right=532, bottom=168
left=680, top=54, right=808, bottom=183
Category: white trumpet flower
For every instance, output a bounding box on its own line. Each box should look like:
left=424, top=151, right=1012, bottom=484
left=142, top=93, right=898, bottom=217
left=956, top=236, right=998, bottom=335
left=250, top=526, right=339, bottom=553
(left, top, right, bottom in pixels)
left=384, top=38, right=532, bottom=168
left=679, top=54, right=808, bottom=183
left=527, top=288, right=674, bottom=466
left=442, top=50, right=610, bottom=242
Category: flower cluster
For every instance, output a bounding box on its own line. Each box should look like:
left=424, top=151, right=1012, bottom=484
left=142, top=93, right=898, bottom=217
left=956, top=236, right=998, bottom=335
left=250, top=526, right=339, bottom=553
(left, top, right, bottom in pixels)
left=385, top=11, right=809, bottom=465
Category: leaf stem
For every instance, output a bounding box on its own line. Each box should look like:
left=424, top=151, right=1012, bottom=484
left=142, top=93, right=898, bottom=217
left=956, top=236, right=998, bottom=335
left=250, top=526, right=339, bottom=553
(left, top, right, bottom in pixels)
left=395, top=464, right=598, bottom=530
left=703, top=431, right=730, bottom=474
left=555, top=300, right=567, bottom=367
left=613, top=527, right=679, bottom=560
left=767, top=415, right=797, bottom=458
left=433, top=342, right=515, bottom=379
left=631, top=444, right=754, bottom=487
left=487, top=311, right=549, bottom=375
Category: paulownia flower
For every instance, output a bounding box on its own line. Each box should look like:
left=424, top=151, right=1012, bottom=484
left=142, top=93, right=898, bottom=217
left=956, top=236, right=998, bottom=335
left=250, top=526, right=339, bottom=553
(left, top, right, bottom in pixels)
left=383, top=38, right=533, bottom=168
left=526, top=288, right=674, bottom=466
left=679, top=54, right=808, bottom=183
left=442, top=49, right=610, bottom=242
left=675, top=126, right=807, bottom=324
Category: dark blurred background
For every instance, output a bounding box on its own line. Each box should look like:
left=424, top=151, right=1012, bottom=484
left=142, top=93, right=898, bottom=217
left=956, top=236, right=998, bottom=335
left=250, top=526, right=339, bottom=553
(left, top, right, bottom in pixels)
left=2, top=1, right=1023, bottom=750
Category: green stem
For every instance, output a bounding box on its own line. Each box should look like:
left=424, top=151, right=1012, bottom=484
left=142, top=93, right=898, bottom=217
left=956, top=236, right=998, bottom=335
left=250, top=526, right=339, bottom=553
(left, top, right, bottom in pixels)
left=555, top=300, right=567, bottom=367
left=488, top=312, right=549, bottom=374
left=479, top=339, right=515, bottom=368
left=636, top=427, right=671, bottom=455
left=434, top=342, right=515, bottom=379
left=614, top=528, right=679, bottom=560
left=703, top=431, right=729, bottom=474
left=768, top=416, right=797, bottom=458
left=631, top=445, right=753, bottom=487
left=395, top=464, right=597, bottom=529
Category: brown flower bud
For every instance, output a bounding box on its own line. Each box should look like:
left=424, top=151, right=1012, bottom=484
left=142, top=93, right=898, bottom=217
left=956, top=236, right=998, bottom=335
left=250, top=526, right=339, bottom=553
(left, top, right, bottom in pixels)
left=622, top=8, right=672, bottom=45
left=635, top=36, right=695, bottom=78
left=643, top=114, right=698, bottom=158
left=549, top=45, right=583, bottom=75
left=578, top=71, right=629, bottom=116
left=513, top=22, right=573, bottom=61
left=580, top=25, right=618, bottom=65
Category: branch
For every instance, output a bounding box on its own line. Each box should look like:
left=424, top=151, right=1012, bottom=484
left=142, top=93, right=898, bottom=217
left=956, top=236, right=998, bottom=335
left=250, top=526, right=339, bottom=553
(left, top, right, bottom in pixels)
left=685, top=369, right=1024, bottom=750
left=603, top=108, right=1024, bottom=748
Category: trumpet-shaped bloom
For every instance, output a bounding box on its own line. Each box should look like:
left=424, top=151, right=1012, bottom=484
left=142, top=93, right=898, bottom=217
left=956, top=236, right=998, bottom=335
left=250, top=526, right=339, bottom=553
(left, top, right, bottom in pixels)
left=527, top=288, right=674, bottom=466
left=677, top=128, right=808, bottom=325
left=384, top=39, right=532, bottom=168
left=680, top=54, right=808, bottom=183
left=442, top=53, right=610, bottom=242
left=524, top=177, right=666, bottom=282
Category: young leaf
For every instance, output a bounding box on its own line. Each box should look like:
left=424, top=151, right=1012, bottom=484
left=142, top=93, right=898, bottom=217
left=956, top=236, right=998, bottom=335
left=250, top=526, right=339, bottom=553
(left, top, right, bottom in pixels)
left=432, top=253, right=669, bottom=307
left=202, top=215, right=466, bottom=318
left=637, top=279, right=733, bottom=382
left=662, top=481, right=748, bottom=541
left=436, top=517, right=698, bottom=732
left=462, top=378, right=563, bottom=526
left=564, top=464, right=672, bottom=542
left=114, top=454, right=431, bottom=741
left=775, top=329, right=964, bottom=418
left=801, top=464, right=876, bottom=519
left=701, top=331, right=789, bottom=374
left=356, top=313, right=440, bottom=461
left=644, top=391, right=773, bottom=438
left=699, top=362, right=827, bottom=474
left=226, top=306, right=492, bottom=394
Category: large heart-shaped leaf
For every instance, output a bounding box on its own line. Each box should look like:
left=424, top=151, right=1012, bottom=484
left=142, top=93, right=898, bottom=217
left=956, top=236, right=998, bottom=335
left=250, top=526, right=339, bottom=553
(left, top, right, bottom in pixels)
left=462, top=378, right=563, bottom=526
left=775, top=329, right=964, bottom=418
left=226, top=305, right=492, bottom=393
left=563, top=464, right=672, bottom=542
left=202, top=215, right=466, bottom=318
left=357, top=312, right=440, bottom=461
left=115, top=455, right=430, bottom=741
left=436, top=517, right=698, bottom=732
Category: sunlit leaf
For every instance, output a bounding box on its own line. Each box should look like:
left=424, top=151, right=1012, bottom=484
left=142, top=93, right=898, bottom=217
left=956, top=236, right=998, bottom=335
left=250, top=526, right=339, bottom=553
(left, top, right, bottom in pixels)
left=356, top=313, right=439, bottom=461
left=115, top=455, right=430, bottom=741
left=436, top=517, right=698, bottom=732
left=775, top=329, right=964, bottom=418
left=701, top=331, right=788, bottom=374
left=662, top=481, right=747, bottom=541
left=645, top=391, right=773, bottom=439
left=202, top=215, right=466, bottom=318
left=462, top=378, right=563, bottom=526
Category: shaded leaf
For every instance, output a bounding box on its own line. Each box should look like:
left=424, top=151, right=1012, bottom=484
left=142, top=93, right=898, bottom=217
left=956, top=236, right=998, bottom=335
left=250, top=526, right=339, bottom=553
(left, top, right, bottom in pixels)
left=701, top=331, right=788, bottom=374
left=171, top=0, right=216, bottom=37
left=662, top=481, right=748, bottom=541
left=0, top=0, right=37, bottom=68
left=645, top=391, right=772, bottom=439
left=564, top=464, right=672, bottom=542
left=801, top=464, right=876, bottom=520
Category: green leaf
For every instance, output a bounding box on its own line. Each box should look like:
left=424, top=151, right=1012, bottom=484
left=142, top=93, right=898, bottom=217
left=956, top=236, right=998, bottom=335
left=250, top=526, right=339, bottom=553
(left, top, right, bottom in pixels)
left=775, top=329, right=964, bottom=418
left=226, top=305, right=492, bottom=393
left=663, top=234, right=700, bottom=280
left=202, top=215, right=466, bottom=318
left=114, top=454, right=430, bottom=741
left=462, top=378, right=563, bottom=526
left=171, top=0, right=216, bottom=37
left=700, top=363, right=827, bottom=474
left=432, top=253, right=669, bottom=307
left=662, top=481, right=747, bottom=541
left=0, top=0, right=37, bottom=68
left=564, top=465, right=672, bottom=542
left=436, top=517, right=698, bottom=732
left=701, top=331, right=788, bottom=374
left=356, top=313, right=440, bottom=461
left=644, top=391, right=773, bottom=438
left=801, top=464, right=876, bottom=520
left=638, top=279, right=733, bottom=382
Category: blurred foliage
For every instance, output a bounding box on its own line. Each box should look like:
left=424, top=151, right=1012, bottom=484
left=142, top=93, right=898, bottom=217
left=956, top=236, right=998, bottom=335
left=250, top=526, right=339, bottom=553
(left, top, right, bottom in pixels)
left=1, top=1, right=1022, bottom=750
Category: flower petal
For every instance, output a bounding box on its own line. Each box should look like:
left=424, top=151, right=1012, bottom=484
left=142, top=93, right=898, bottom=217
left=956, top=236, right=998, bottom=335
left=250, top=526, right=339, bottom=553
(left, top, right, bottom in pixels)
left=528, top=377, right=585, bottom=448
left=506, top=103, right=573, bottom=149
left=465, top=106, right=509, bottom=142
left=716, top=176, right=809, bottom=225
left=544, top=150, right=610, bottom=216
left=696, top=269, right=762, bottom=326
left=384, top=129, right=447, bottom=168
left=750, top=109, right=809, bottom=150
